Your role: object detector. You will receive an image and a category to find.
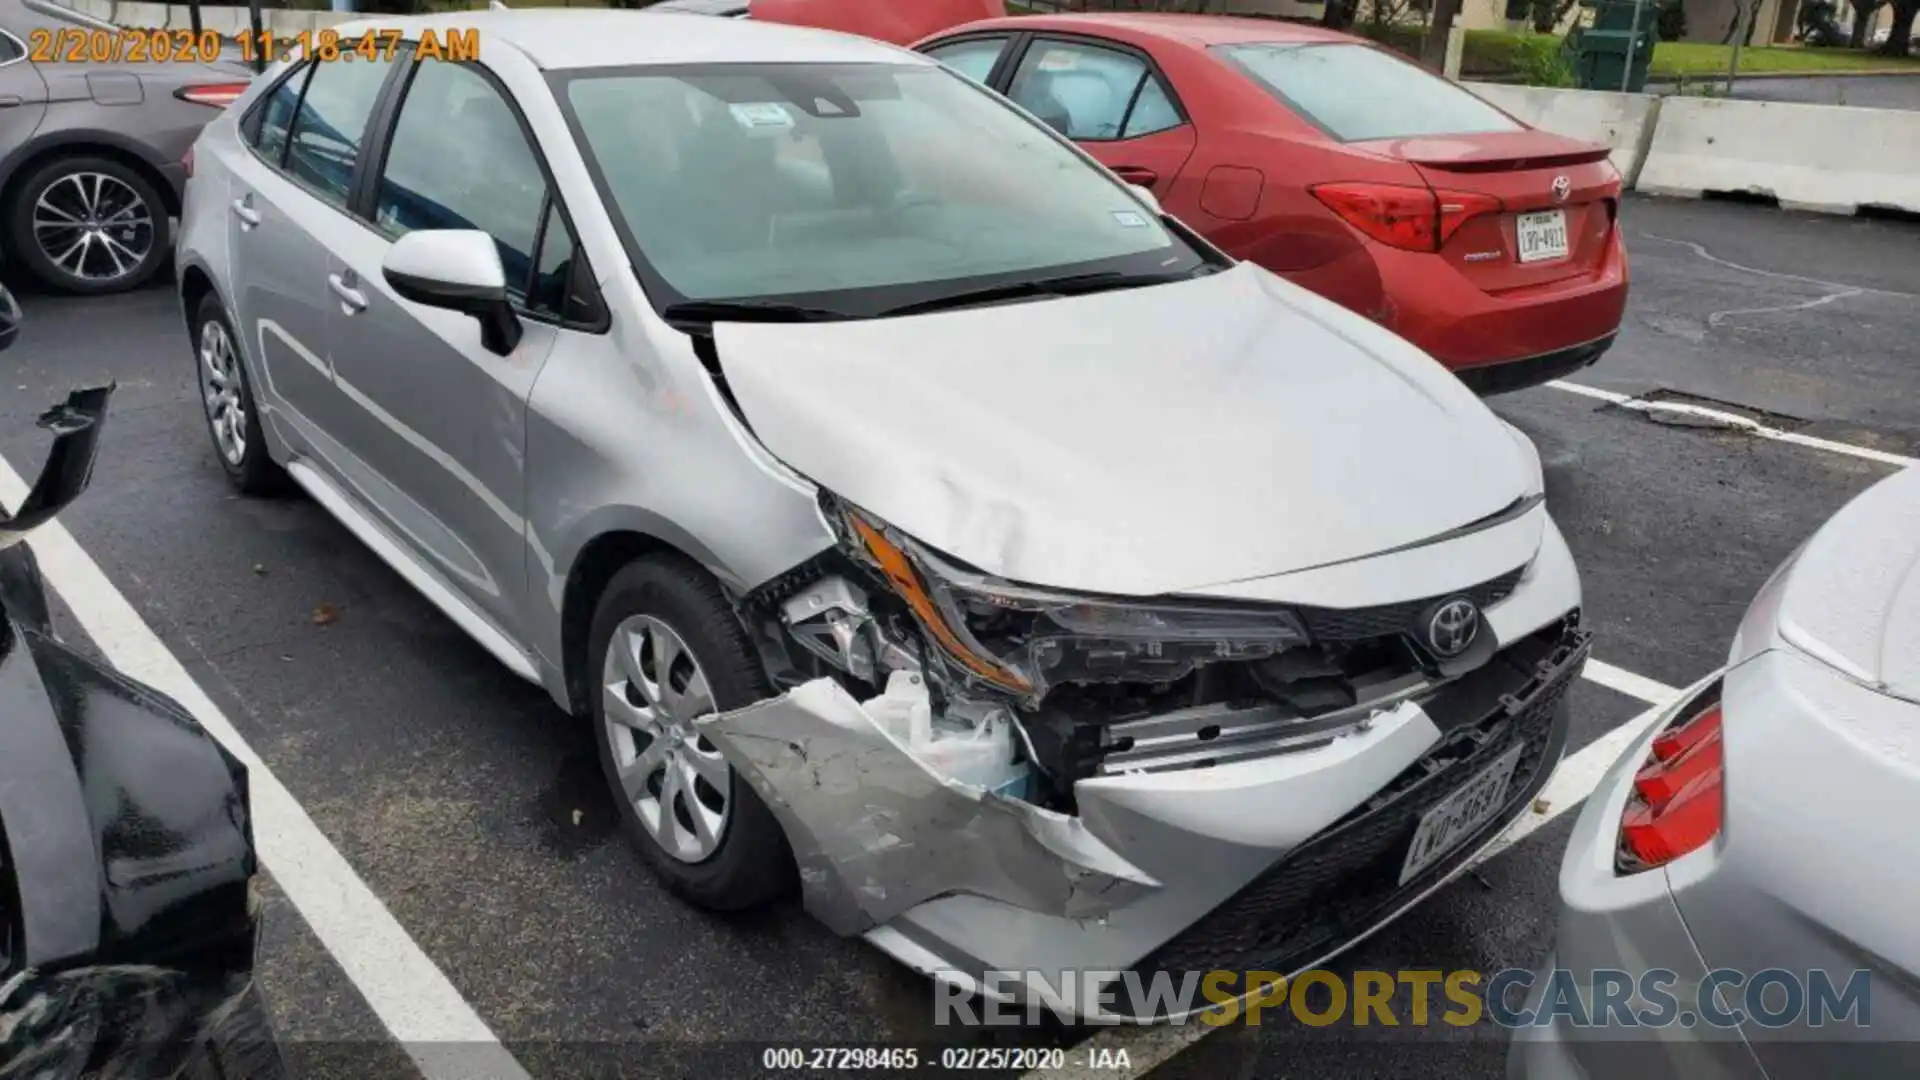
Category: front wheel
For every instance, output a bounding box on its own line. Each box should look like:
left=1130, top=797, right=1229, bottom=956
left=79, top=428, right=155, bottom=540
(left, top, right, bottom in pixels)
left=589, top=553, right=794, bottom=910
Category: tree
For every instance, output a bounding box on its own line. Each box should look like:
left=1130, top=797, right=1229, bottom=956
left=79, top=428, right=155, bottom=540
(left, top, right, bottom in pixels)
left=1322, top=0, right=1363, bottom=29
left=1424, top=0, right=1462, bottom=65
left=1720, top=0, right=1764, bottom=42
left=1529, top=0, right=1580, bottom=32
left=1849, top=0, right=1886, bottom=45
left=1879, top=0, right=1918, bottom=53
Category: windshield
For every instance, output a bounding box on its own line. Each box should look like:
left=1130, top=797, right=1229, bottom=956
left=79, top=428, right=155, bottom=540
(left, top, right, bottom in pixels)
left=557, top=62, right=1202, bottom=313
left=1215, top=43, right=1521, bottom=143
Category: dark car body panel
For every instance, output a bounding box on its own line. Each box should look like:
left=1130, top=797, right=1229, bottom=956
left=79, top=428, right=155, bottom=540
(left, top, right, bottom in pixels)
left=0, top=379, right=276, bottom=1077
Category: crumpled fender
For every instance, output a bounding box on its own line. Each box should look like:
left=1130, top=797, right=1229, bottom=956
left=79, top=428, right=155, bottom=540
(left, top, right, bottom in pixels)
left=700, top=678, right=1159, bottom=936
left=0, top=387, right=112, bottom=553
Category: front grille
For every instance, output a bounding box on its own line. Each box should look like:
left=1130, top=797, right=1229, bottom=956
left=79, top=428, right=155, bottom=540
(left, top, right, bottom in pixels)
left=1126, top=620, right=1588, bottom=999
left=1296, top=565, right=1526, bottom=642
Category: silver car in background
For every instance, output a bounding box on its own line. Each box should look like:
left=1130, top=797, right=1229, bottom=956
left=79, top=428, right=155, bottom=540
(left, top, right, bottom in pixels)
left=177, top=10, right=1586, bottom=1017
left=0, top=0, right=248, bottom=292
left=1510, top=464, right=1920, bottom=1077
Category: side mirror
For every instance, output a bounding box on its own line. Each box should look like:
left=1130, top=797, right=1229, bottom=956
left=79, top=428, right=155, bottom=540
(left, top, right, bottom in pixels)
left=1129, top=182, right=1163, bottom=217
left=0, top=285, right=20, bottom=354
left=382, top=230, right=522, bottom=356
left=0, top=386, right=114, bottom=551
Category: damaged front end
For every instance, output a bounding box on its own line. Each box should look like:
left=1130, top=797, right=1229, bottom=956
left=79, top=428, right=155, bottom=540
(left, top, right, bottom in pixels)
left=707, top=492, right=1586, bottom=942
left=1, top=385, right=282, bottom=1078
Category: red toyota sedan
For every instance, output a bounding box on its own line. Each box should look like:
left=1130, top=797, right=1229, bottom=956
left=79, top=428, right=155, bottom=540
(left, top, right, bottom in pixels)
left=914, top=13, right=1629, bottom=393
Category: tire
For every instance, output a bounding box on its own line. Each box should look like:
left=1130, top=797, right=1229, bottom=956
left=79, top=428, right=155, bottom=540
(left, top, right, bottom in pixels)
left=589, top=552, right=794, bottom=910
left=194, top=293, right=287, bottom=495
left=5, top=155, right=170, bottom=295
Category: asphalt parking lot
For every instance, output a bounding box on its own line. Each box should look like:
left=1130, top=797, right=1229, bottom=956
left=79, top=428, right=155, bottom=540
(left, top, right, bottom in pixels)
left=2, top=193, right=1915, bottom=1079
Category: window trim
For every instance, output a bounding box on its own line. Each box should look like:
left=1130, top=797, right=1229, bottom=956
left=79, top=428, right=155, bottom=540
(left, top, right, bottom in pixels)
left=0, top=28, right=28, bottom=68
left=997, top=32, right=1191, bottom=145
left=359, top=58, right=608, bottom=334
left=240, top=61, right=315, bottom=170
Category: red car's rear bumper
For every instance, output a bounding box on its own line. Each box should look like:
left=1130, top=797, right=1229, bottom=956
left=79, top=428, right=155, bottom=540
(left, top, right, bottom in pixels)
left=1383, top=225, right=1628, bottom=383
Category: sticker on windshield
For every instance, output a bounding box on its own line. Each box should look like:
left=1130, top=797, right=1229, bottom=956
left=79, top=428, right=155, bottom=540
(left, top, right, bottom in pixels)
left=1111, top=210, right=1149, bottom=228
left=729, top=102, right=794, bottom=131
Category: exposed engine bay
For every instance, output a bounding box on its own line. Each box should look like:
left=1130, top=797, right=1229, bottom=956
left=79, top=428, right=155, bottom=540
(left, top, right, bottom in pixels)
left=739, top=492, right=1531, bottom=814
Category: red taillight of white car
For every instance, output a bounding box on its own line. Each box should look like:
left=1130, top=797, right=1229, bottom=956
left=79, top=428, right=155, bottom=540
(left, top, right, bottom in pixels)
left=175, top=82, right=251, bottom=109
left=1616, top=690, right=1724, bottom=872
left=1309, top=181, right=1503, bottom=253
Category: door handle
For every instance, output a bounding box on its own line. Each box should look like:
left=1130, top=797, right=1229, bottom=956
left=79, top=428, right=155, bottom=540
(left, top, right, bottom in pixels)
left=0, top=95, right=23, bottom=108
left=1112, top=165, right=1159, bottom=188
left=230, top=195, right=261, bottom=229
left=327, top=272, right=367, bottom=314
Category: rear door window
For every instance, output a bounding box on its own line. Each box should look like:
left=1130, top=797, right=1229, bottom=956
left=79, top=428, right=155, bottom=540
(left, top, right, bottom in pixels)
left=1216, top=43, right=1519, bottom=142
left=923, top=37, right=1008, bottom=85
left=1006, top=39, right=1178, bottom=142
left=283, top=55, right=396, bottom=209
left=247, top=64, right=310, bottom=168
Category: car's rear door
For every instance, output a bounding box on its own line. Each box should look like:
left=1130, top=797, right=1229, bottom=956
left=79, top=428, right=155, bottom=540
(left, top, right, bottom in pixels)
left=0, top=30, right=48, bottom=161
left=320, top=56, right=602, bottom=640
left=997, top=35, right=1196, bottom=201
left=225, top=55, right=399, bottom=458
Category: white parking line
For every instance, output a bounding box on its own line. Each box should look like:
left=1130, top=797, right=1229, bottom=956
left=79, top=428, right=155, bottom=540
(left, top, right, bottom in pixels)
left=1026, top=661, right=1684, bottom=1080
left=0, top=457, right=532, bottom=1080
left=1548, top=380, right=1919, bottom=470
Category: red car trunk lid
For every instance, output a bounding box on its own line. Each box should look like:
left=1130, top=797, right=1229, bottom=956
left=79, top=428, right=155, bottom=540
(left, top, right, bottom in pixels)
left=1360, top=130, right=1620, bottom=291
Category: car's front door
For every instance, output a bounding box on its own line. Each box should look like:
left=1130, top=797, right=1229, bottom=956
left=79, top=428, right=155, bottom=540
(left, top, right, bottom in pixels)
left=321, top=57, right=599, bottom=640
left=225, top=55, right=397, bottom=459
left=999, top=36, right=1197, bottom=203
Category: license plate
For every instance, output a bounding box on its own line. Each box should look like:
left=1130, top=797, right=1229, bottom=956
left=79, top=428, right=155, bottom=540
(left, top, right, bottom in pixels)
left=1515, top=210, right=1569, bottom=264
left=1398, top=741, right=1525, bottom=885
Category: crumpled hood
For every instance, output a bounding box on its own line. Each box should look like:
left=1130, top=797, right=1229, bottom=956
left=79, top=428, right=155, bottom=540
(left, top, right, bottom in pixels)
left=1769, top=465, right=1920, bottom=703
left=715, top=264, right=1529, bottom=597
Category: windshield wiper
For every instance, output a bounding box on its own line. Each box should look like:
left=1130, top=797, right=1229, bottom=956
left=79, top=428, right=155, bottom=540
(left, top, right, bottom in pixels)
left=879, top=267, right=1213, bottom=318
left=662, top=299, right=856, bottom=328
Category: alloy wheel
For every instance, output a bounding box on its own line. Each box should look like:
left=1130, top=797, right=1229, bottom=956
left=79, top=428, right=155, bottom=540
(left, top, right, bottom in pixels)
left=31, top=172, right=155, bottom=284
left=198, top=319, right=247, bottom=466
left=601, top=614, right=732, bottom=863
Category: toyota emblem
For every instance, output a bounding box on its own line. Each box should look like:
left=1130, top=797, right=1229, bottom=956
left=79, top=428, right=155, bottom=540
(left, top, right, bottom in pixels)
left=1426, top=598, right=1480, bottom=658
left=1551, top=175, right=1572, bottom=202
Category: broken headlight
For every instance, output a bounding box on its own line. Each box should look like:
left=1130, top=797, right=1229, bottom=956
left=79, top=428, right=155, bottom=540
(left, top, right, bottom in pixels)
left=825, top=497, right=1310, bottom=704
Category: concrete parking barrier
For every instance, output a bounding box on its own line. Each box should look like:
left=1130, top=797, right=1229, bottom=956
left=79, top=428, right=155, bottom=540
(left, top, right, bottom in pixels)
left=1636, top=95, right=1920, bottom=215
left=1467, top=82, right=1663, bottom=187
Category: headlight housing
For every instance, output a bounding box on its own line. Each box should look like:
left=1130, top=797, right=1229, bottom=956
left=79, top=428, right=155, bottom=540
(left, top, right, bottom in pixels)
left=824, top=496, right=1310, bottom=704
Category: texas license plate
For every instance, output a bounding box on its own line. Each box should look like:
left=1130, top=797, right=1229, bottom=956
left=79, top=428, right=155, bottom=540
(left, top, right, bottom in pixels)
left=1515, top=210, right=1570, bottom=263
left=1398, top=741, right=1525, bottom=885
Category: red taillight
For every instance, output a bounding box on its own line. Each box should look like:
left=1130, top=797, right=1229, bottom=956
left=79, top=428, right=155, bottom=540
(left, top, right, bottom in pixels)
left=1617, top=699, right=1724, bottom=872
left=1309, top=181, right=1503, bottom=253
left=175, top=82, right=250, bottom=109
left=182, top=146, right=194, bottom=179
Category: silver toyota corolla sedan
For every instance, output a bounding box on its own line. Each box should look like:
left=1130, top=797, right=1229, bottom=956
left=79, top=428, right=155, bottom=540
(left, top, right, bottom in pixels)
left=177, top=10, right=1587, bottom=1017
left=1510, top=464, right=1920, bottom=1076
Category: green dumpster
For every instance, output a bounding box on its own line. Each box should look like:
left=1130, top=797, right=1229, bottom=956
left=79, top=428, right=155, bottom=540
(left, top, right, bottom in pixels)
left=1566, top=0, right=1657, bottom=92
